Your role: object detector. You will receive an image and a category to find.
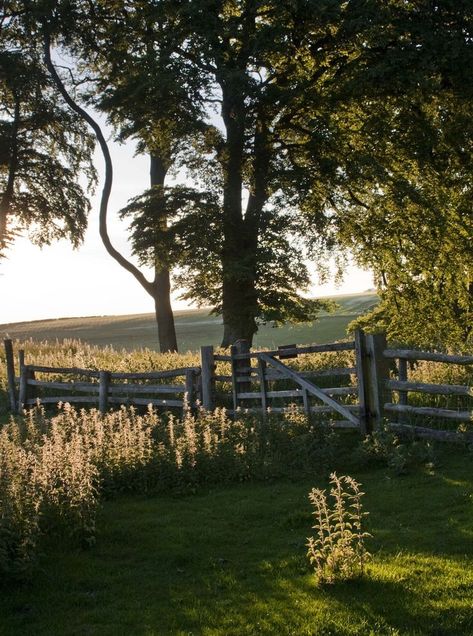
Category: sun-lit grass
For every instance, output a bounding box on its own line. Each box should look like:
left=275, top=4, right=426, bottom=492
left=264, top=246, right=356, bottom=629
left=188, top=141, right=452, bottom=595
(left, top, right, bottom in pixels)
left=1, top=443, right=472, bottom=635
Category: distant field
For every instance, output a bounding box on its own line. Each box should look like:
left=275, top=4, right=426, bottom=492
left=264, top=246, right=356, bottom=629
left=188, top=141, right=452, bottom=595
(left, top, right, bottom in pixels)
left=0, top=292, right=378, bottom=351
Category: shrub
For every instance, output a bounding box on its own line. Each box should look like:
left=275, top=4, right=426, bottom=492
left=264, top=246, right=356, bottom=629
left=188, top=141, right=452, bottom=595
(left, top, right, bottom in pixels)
left=306, top=473, right=371, bottom=585
left=356, top=423, right=435, bottom=475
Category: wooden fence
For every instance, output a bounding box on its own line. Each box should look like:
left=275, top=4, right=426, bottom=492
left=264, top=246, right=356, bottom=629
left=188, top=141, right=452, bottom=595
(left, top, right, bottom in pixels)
left=382, top=347, right=473, bottom=441
left=4, top=340, right=199, bottom=416
left=3, top=334, right=473, bottom=442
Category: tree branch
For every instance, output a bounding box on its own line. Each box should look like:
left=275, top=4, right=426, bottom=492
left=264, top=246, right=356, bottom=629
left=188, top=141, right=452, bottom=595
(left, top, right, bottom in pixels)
left=43, top=25, right=154, bottom=297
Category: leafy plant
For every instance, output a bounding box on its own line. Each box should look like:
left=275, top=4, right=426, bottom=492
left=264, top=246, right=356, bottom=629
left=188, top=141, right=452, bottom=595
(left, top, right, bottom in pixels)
left=306, top=473, right=371, bottom=585
left=356, top=424, right=436, bottom=475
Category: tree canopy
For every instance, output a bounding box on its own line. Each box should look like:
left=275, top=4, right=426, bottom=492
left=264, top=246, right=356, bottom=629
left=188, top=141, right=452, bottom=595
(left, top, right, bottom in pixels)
left=0, top=5, right=95, bottom=258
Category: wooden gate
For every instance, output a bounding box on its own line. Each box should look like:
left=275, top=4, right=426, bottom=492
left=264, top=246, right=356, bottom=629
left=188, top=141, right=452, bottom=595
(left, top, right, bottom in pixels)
left=228, top=339, right=364, bottom=430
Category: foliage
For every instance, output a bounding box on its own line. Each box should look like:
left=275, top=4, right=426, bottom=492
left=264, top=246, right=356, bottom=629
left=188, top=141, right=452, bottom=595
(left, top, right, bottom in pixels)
left=329, top=1, right=473, bottom=349
left=356, top=424, right=436, bottom=476
left=306, top=472, right=371, bottom=585
left=0, top=402, right=336, bottom=577
left=0, top=10, right=96, bottom=256
left=42, top=0, right=373, bottom=346
left=0, top=408, right=98, bottom=578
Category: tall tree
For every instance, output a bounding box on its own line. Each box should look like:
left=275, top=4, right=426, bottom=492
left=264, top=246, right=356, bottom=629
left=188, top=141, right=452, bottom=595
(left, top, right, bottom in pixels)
left=0, top=5, right=95, bottom=258
left=40, top=0, right=342, bottom=348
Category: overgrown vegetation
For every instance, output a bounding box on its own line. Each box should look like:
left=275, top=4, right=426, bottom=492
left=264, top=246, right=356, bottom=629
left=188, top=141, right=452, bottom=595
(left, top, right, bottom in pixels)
left=0, top=403, right=336, bottom=578
left=355, top=424, right=437, bottom=476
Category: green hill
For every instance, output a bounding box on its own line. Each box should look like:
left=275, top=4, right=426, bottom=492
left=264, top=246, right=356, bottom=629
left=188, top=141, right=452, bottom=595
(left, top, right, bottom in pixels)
left=0, top=292, right=378, bottom=351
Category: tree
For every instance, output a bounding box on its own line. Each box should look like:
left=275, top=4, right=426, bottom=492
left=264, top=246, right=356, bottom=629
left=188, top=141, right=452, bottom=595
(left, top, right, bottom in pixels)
left=320, top=0, right=473, bottom=348
left=40, top=0, right=341, bottom=348
left=56, top=1, right=210, bottom=352
left=0, top=5, right=95, bottom=258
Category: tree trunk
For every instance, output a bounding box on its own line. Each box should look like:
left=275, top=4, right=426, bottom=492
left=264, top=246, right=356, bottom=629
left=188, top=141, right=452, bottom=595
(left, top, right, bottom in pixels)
left=150, top=154, right=178, bottom=353
left=220, top=80, right=259, bottom=348
left=0, top=95, right=20, bottom=251
left=153, top=269, right=177, bottom=352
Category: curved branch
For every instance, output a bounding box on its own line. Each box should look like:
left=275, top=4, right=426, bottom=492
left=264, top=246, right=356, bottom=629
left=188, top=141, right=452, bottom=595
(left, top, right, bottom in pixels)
left=43, top=28, right=154, bottom=297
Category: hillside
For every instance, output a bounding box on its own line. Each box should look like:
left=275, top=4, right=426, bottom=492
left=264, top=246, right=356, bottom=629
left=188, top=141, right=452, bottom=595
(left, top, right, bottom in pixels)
left=0, top=292, right=378, bottom=351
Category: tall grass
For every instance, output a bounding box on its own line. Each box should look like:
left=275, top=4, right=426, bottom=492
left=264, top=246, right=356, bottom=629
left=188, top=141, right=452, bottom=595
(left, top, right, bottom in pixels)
left=0, top=403, right=336, bottom=579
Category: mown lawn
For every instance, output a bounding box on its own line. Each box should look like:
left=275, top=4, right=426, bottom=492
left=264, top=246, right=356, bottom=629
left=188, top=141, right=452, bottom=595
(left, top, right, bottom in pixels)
left=1, top=444, right=473, bottom=636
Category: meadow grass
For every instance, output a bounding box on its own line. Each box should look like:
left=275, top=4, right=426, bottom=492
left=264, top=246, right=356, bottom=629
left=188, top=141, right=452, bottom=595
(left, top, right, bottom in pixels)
left=0, top=292, right=378, bottom=351
left=1, top=440, right=472, bottom=635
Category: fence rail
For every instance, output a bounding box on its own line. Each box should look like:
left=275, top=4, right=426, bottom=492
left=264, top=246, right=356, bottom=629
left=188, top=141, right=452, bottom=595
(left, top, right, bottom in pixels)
left=7, top=349, right=199, bottom=415
left=381, top=346, right=473, bottom=439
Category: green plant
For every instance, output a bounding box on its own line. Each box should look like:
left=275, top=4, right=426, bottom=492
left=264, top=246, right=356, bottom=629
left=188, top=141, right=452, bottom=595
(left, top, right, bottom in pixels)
left=356, top=424, right=436, bottom=475
left=306, top=473, right=371, bottom=585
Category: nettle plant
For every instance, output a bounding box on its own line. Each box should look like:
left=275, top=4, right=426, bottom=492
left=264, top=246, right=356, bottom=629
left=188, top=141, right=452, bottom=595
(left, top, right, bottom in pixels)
left=306, top=473, right=371, bottom=585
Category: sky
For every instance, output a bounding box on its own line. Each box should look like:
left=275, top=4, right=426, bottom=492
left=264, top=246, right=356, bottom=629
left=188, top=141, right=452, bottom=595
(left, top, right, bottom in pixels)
left=0, top=131, right=374, bottom=325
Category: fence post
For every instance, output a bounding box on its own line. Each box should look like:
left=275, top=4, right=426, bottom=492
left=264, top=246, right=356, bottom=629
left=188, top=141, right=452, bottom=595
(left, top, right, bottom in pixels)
left=4, top=339, right=17, bottom=412
left=365, top=332, right=390, bottom=432
left=354, top=329, right=369, bottom=435
left=397, top=358, right=408, bottom=423
left=256, top=357, right=268, bottom=417
left=230, top=340, right=251, bottom=412
left=17, top=350, right=27, bottom=413
left=200, top=345, right=215, bottom=411
left=99, top=371, right=110, bottom=413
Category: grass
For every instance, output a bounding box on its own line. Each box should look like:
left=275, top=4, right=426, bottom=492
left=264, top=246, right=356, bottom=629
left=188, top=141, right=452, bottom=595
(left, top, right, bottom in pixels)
left=0, top=292, right=378, bottom=351
left=1, top=439, right=473, bottom=635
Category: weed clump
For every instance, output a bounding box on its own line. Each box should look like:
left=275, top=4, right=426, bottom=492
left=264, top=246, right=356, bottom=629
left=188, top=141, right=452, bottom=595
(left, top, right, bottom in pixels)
left=356, top=424, right=435, bottom=475
left=306, top=473, right=371, bottom=585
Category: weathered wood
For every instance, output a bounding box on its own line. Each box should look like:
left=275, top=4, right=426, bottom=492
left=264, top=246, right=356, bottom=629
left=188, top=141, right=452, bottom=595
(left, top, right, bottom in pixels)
left=200, top=345, right=215, bottom=410
left=264, top=367, right=357, bottom=380
left=27, top=380, right=99, bottom=392
left=278, top=344, right=297, bottom=359
left=184, top=369, right=195, bottom=412
left=365, top=333, right=390, bottom=431
left=387, top=380, right=473, bottom=396
left=98, top=371, right=110, bottom=413
left=213, top=354, right=232, bottom=362
left=231, top=340, right=251, bottom=410
left=18, top=360, right=28, bottom=414
left=397, top=358, right=408, bottom=424
left=385, top=403, right=473, bottom=422
left=384, top=349, right=473, bottom=365
left=257, top=358, right=268, bottom=415
left=214, top=374, right=233, bottom=382
left=233, top=366, right=357, bottom=382
left=108, top=383, right=183, bottom=395
left=107, top=397, right=183, bottom=407
left=354, top=329, right=369, bottom=435
left=26, top=396, right=99, bottom=405
left=259, top=353, right=359, bottom=426
left=4, top=339, right=17, bottom=412
left=388, top=422, right=473, bottom=443
left=28, top=365, right=100, bottom=377
left=237, top=387, right=358, bottom=400
left=302, top=388, right=310, bottom=415
left=232, top=341, right=356, bottom=360
left=111, top=367, right=199, bottom=380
